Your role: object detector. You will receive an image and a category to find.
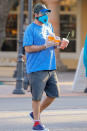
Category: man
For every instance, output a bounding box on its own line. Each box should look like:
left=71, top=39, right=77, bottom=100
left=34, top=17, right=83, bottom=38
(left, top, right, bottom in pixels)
left=23, top=3, right=69, bottom=131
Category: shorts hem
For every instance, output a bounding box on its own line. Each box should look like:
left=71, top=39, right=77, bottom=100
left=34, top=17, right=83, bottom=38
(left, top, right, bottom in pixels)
left=46, top=94, right=59, bottom=98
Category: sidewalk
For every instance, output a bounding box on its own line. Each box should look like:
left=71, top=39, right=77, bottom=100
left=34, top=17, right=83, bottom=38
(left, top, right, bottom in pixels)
left=0, top=71, right=87, bottom=131
left=0, top=71, right=86, bottom=97
left=0, top=109, right=87, bottom=131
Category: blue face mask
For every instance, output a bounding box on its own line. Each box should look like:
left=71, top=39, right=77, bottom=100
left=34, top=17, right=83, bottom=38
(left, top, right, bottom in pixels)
left=38, top=15, right=48, bottom=24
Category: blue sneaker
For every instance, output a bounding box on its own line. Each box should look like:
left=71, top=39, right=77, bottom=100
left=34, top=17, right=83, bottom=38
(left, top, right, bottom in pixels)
left=30, top=112, right=45, bottom=128
left=32, top=121, right=49, bottom=131
left=30, top=112, right=34, bottom=120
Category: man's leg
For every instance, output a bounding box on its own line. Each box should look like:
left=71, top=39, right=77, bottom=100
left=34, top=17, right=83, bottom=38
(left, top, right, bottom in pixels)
left=40, top=96, right=55, bottom=113
left=32, top=96, right=55, bottom=120
left=32, top=100, right=40, bottom=120
left=40, top=71, right=59, bottom=113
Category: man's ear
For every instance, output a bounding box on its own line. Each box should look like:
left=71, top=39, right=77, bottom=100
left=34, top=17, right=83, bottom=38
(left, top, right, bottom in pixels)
left=35, top=13, right=39, bottom=17
left=35, top=17, right=38, bottom=20
left=35, top=13, right=39, bottom=20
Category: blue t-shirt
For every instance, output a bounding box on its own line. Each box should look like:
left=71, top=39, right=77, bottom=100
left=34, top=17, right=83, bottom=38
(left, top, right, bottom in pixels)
left=23, top=22, right=56, bottom=74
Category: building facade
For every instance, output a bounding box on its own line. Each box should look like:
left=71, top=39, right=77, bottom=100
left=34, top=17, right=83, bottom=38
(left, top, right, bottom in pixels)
left=0, top=0, right=87, bottom=69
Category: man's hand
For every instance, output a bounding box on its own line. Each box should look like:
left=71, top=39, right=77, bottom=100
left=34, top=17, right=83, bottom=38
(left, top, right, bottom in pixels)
left=45, top=34, right=58, bottom=48
left=45, top=39, right=55, bottom=48
left=60, top=38, right=69, bottom=49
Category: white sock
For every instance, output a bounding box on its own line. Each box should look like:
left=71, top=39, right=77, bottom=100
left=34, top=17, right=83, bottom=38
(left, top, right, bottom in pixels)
left=34, top=120, right=40, bottom=122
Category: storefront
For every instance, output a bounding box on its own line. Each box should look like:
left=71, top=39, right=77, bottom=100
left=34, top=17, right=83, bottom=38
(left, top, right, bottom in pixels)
left=59, top=0, right=81, bottom=69
left=0, top=0, right=87, bottom=69
left=60, top=0, right=87, bottom=69
left=0, top=0, right=29, bottom=66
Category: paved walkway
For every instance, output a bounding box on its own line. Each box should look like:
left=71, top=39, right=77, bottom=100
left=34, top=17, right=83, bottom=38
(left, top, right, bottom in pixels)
left=0, top=71, right=86, bottom=97
left=0, top=109, right=87, bottom=131
left=0, top=71, right=87, bottom=131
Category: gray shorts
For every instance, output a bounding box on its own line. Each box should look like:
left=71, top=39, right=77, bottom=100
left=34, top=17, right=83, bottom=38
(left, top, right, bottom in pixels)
left=27, top=70, right=60, bottom=101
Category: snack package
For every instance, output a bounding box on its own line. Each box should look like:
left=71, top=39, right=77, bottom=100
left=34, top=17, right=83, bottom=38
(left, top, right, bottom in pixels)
left=47, top=34, right=61, bottom=47
left=54, top=36, right=61, bottom=46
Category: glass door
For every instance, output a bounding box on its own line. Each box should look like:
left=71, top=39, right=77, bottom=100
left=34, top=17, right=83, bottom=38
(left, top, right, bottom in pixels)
left=59, top=0, right=81, bottom=58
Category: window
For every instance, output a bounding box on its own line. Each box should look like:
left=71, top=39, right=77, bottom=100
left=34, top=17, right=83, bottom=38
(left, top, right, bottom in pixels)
left=1, top=14, right=17, bottom=51
left=24, top=0, right=28, bottom=11
left=60, top=0, right=77, bottom=53
left=1, top=1, right=19, bottom=52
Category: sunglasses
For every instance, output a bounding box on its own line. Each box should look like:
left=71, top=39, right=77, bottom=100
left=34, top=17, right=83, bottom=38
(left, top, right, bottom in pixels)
left=40, top=11, right=49, bottom=16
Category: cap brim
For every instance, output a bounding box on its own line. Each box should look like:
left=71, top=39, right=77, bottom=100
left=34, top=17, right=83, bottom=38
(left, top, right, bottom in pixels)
left=40, top=8, right=51, bottom=13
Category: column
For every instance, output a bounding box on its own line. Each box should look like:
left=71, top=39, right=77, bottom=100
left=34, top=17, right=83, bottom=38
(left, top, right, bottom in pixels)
left=42, top=0, right=67, bottom=71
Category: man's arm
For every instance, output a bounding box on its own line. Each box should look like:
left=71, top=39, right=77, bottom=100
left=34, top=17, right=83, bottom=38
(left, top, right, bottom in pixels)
left=24, top=45, right=46, bottom=53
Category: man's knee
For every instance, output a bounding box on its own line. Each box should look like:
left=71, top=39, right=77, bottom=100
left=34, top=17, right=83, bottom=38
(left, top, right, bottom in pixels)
left=46, top=96, right=56, bottom=101
left=32, top=95, right=42, bottom=101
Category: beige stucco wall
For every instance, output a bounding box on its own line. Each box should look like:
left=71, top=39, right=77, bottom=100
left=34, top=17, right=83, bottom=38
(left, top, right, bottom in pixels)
left=81, top=0, right=87, bottom=48
left=61, top=58, right=78, bottom=70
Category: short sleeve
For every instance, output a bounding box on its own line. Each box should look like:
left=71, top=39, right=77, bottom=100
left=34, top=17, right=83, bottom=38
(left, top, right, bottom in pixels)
left=23, top=26, right=33, bottom=47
